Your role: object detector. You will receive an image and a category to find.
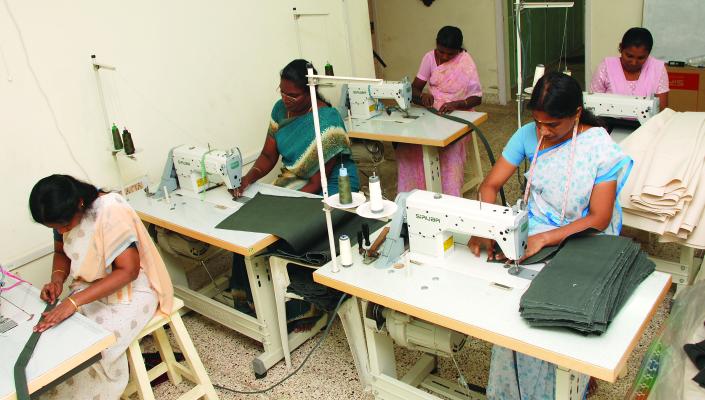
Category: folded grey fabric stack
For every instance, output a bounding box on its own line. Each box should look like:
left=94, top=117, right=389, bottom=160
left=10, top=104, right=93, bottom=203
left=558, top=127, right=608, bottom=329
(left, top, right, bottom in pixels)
left=520, top=235, right=655, bottom=335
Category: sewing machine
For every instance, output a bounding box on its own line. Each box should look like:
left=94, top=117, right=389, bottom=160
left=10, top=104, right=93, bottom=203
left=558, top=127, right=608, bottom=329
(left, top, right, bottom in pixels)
left=156, top=144, right=243, bottom=196
left=348, top=78, right=412, bottom=119
left=583, top=92, right=660, bottom=143
left=377, top=190, right=529, bottom=270
left=583, top=92, right=659, bottom=125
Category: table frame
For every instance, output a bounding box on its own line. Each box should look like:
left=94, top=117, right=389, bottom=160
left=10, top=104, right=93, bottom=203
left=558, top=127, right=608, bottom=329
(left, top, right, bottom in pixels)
left=1, top=277, right=115, bottom=400
left=131, top=184, right=321, bottom=377
left=346, top=108, right=488, bottom=195
left=315, top=229, right=671, bottom=400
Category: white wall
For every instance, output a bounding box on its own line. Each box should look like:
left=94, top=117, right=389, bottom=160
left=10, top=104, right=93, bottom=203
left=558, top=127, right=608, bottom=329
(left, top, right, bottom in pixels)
left=371, top=0, right=501, bottom=103
left=585, top=0, right=644, bottom=87
left=0, top=0, right=373, bottom=278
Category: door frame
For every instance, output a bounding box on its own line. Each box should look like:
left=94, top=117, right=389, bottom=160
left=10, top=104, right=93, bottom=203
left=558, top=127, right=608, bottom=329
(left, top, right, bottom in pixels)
left=495, top=0, right=509, bottom=105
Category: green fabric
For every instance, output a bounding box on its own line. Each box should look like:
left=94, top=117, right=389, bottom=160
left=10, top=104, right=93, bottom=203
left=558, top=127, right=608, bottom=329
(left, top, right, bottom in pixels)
left=14, top=302, right=55, bottom=399
left=268, top=100, right=359, bottom=194
left=216, top=193, right=385, bottom=261
left=519, top=235, right=655, bottom=334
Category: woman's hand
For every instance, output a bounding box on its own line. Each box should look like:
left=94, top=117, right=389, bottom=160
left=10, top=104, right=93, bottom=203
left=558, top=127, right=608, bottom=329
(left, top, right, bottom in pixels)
left=33, top=300, right=76, bottom=332
left=468, top=236, right=505, bottom=261
left=420, top=93, right=434, bottom=108
left=229, top=176, right=253, bottom=198
left=438, top=100, right=464, bottom=114
left=519, top=233, right=549, bottom=263
left=40, top=280, right=63, bottom=304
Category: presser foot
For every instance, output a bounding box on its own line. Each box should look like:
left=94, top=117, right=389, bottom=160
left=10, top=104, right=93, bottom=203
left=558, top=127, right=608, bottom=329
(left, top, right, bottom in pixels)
left=507, top=262, right=520, bottom=276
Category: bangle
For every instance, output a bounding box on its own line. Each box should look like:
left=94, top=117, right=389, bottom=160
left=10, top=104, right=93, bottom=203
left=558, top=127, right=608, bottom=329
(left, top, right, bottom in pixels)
left=67, top=296, right=80, bottom=312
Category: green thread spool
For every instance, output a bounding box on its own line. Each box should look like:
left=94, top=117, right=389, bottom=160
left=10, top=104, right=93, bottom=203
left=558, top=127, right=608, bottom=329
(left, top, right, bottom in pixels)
left=338, top=165, right=352, bottom=204
left=111, top=123, right=123, bottom=150
left=122, top=127, right=135, bottom=155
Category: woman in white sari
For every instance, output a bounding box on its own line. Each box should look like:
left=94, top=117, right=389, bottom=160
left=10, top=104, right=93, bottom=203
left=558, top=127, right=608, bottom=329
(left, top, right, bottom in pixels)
left=469, top=72, right=632, bottom=399
left=29, top=174, right=173, bottom=400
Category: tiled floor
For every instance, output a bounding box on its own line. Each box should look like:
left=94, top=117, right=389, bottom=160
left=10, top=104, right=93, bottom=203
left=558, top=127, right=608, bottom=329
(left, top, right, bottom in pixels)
left=147, top=102, right=677, bottom=400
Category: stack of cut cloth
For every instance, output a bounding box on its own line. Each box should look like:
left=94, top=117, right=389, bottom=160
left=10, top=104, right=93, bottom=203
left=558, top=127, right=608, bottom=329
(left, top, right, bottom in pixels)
left=520, top=235, right=655, bottom=335
left=619, top=109, right=705, bottom=248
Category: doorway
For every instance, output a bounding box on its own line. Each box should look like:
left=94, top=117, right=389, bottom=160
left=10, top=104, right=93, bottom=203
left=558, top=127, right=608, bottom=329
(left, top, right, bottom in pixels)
left=504, top=0, right=586, bottom=95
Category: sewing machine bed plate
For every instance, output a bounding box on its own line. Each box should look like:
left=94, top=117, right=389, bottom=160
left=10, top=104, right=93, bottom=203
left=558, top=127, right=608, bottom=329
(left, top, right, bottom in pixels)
left=314, top=232, right=671, bottom=382
left=0, top=276, right=115, bottom=400
left=346, top=107, right=488, bottom=147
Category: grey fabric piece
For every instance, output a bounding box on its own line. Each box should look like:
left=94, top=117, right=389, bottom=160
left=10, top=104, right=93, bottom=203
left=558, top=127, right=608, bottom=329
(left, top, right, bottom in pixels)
left=216, top=193, right=384, bottom=263
left=520, top=245, right=560, bottom=265
left=14, top=302, right=55, bottom=399
left=519, top=235, right=655, bottom=335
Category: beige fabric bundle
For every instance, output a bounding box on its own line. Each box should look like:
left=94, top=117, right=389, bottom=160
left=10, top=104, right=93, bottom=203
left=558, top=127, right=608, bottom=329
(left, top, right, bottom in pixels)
left=619, top=109, right=705, bottom=248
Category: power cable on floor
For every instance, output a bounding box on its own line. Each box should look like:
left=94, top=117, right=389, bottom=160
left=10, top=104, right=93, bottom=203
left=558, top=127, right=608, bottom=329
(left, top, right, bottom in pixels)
left=213, top=293, right=347, bottom=395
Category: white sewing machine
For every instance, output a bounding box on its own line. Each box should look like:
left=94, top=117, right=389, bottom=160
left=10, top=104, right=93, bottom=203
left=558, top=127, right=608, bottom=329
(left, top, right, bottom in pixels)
left=376, top=190, right=529, bottom=270
left=583, top=92, right=660, bottom=143
left=348, top=78, right=412, bottom=120
left=156, top=144, right=243, bottom=196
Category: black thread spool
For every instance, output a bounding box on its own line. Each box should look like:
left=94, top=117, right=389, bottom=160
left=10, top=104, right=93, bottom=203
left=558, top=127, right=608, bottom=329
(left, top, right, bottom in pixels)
left=122, top=127, right=135, bottom=155
left=111, top=123, right=123, bottom=151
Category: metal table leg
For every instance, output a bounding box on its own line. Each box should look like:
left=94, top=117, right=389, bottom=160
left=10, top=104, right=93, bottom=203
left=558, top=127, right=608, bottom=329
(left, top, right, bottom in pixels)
left=555, top=367, right=588, bottom=400
left=461, top=132, right=484, bottom=195
left=421, top=145, right=442, bottom=193
left=337, top=297, right=372, bottom=387
left=245, top=255, right=286, bottom=378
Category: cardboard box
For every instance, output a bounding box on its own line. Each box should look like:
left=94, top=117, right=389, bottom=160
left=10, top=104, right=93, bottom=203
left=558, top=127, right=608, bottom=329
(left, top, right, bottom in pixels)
left=667, top=66, right=705, bottom=112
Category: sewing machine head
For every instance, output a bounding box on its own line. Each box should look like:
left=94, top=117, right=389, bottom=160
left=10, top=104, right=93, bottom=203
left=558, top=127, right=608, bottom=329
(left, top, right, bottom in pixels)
left=160, top=145, right=242, bottom=194
left=348, top=78, right=412, bottom=119
left=405, top=191, right=529, bottom=261
left=583, top=92, right=659, bottom=125
left=376, top=190, right=529, bottom=268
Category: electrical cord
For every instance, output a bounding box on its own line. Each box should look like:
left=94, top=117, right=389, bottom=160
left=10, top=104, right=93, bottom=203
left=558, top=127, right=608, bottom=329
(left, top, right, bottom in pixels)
left=213, top=293, right=347, bottom=395
left=426, top=108, right=508, bottom=206
left=2, top=0, right=91, bottom=181
left=449, top=352, right=487, bottom=396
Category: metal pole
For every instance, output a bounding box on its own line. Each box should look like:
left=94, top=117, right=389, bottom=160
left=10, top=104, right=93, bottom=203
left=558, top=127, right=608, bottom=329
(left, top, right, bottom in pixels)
left=515, top=0, right=523, bottom=130
left=92, top=57, right=126, bottom=195
left=307, top=67, right=340, bottom=273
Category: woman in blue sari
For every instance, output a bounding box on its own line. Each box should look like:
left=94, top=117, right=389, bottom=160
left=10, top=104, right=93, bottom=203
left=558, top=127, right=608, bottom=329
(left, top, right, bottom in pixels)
left=231, top=59, right=359, bottom=197
left=469, top=72, right=632, bottom=399
left=230, top=59, right=359, bottom=330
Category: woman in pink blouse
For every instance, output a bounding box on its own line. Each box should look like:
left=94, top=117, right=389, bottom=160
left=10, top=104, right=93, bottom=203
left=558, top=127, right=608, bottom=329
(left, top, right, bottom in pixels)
left=590, top=27, right=669, bottom=110
left=396, top=26, right=483, bottom=197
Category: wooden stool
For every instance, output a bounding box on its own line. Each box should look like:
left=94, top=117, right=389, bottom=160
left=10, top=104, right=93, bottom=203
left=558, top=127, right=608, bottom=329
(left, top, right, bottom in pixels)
left=121, top=298, right=218, bottom=400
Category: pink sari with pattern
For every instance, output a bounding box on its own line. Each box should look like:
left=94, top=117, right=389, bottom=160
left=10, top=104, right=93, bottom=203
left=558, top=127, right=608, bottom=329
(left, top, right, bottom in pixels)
left=396, top=51, right=482, bottom=197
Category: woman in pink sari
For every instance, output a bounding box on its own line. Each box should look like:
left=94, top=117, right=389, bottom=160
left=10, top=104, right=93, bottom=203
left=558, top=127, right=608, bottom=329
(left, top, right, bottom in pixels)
left=590, top=27, right=669, bottom=110
left=396, top=26, right=483, bottom=197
